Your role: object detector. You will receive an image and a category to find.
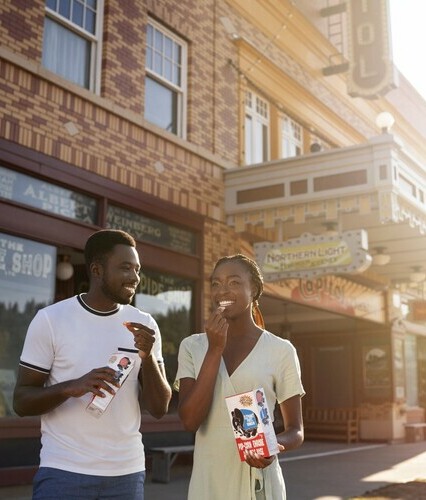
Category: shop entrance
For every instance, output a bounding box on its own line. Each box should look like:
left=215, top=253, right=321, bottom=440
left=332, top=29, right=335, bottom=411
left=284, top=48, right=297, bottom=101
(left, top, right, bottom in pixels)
left=259, top=295, right=358, bottom=411
left=312, top=345, right=353, bottom=408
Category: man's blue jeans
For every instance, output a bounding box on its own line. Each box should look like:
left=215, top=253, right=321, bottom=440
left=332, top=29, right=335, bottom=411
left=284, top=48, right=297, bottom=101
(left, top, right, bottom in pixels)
left=32, top=467, right=145, bottom=499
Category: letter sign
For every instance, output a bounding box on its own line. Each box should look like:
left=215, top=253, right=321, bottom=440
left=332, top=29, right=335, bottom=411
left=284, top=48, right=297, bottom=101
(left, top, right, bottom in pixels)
left=347, top=0, right=398, bottom=98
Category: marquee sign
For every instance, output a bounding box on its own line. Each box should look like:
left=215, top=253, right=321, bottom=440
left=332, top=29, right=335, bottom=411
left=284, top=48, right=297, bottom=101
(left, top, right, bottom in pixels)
left=254, top=230, right=371, bottom=281
left=347, top=0, right=398, bottom=98
left=263, top=275, right=385, bottom=323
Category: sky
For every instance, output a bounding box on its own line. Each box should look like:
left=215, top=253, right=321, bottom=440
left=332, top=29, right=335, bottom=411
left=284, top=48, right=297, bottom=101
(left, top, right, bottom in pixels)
left=389, top=0, right=426, bottom=100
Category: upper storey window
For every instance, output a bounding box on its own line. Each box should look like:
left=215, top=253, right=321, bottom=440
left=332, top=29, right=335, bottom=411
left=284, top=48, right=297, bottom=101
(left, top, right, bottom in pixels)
left=244, top=91, right=269, bottom=165
left=42, top=0, right=102, bottom=91
left=145, top=19, right=187, bottom=137
left=281, top=115, right=302, bottom=158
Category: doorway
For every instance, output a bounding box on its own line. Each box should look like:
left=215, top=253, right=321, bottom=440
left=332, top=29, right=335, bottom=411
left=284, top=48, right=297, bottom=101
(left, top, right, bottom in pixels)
left=312, top=345, right=353, bottom=408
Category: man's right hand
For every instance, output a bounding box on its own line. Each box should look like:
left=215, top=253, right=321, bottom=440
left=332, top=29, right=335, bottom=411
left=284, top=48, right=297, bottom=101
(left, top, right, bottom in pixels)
left=66, top=367, right=120, bottom=398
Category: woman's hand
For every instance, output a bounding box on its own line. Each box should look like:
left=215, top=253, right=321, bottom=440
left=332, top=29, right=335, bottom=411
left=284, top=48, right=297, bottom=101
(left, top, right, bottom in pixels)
left=205, top=306, right=228, bottom=352
left=244, top=450, right=274, bottom=469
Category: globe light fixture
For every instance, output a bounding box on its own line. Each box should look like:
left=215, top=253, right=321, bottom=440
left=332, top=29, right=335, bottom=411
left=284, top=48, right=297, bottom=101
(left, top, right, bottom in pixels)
left=409, top=266, right=426, bottom=283
left=322, top=221, right=338, bottom=237
left=56, top=255, right=74, bottom=281
left=371, top=247, right=391, bottom=266
left=310, top=142, right=322, bottom=153
left=375, top=111, right=395, bottom=133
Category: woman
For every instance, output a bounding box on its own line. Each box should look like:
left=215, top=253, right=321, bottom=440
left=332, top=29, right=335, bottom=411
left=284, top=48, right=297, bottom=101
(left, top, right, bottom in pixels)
left=176, top=254, right=305, bottom=499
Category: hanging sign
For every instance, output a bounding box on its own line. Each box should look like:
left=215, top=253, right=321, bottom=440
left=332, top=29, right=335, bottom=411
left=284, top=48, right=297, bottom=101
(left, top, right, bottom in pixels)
left=347, top=0, right=398, bottom=98
left=254, top=230, right=371, bottom=281
left=0, top=166, right=98, bottom=224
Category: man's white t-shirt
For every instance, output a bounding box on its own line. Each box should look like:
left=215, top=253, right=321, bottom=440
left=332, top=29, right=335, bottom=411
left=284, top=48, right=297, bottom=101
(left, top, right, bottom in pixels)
left=20, top=295, right=163, bottom=476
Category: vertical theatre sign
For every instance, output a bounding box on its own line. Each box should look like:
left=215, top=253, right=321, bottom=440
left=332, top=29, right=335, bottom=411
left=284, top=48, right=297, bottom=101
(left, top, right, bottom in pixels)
left=347, top=0, right=398, bottom=98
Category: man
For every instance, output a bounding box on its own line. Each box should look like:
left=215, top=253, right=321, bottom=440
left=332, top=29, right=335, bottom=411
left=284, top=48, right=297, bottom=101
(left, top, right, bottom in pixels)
left=13, top=229, right=172, bottom=499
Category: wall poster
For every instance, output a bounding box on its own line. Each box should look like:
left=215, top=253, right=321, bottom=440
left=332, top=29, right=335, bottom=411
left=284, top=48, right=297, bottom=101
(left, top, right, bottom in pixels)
left=363, top=346, right=391, bottom=389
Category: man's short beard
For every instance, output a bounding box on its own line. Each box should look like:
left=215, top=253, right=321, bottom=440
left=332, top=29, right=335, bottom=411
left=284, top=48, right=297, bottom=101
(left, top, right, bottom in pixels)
left=101, top=282, right=133, bottom=305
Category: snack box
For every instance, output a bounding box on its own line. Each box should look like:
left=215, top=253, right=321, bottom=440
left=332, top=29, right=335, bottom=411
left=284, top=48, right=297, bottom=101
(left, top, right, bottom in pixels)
left=225, top=387, right=279, bottom=461
left=86, top=352, right=135, bottom=418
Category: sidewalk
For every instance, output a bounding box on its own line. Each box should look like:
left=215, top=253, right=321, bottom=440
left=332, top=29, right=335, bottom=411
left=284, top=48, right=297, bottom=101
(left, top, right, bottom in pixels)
left=282, top=440, right=426, bottom=499
left=1, top=440, right=425, bottom=499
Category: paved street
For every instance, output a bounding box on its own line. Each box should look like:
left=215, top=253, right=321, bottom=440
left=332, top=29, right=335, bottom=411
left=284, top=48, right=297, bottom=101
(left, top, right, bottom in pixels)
left=1, top=440, right=425, bottom=499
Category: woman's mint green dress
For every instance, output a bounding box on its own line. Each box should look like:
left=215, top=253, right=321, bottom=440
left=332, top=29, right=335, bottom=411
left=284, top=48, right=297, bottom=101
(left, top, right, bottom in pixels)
left=176, top=330, right=305, bottom=500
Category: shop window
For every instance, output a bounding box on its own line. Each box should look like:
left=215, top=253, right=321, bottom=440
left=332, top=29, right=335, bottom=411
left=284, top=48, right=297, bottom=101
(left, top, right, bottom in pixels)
left=418, top=338, right=426, bottom=408
left=135, top=269, right=194, bottom=411
left=145, top=19, right=187, bottom=137
left=281, top=114, right=302, bottom=159
left=0, top=233, right=57, bottom=417
left=244, top=91, right=269, bottom=165
left=43, top=0, right=102, bottom=91
left=405, top=334, right=418, bottom=406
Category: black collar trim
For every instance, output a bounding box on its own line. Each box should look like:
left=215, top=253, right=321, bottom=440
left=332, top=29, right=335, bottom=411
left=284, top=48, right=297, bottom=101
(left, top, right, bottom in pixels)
left=77, top=294, right=121, bottom=316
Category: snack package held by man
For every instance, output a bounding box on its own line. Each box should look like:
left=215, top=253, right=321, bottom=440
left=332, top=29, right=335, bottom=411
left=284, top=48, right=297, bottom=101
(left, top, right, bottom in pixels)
left=86, top=352, right=135, bottom=418
left=225, top=387, right=279, bottom=461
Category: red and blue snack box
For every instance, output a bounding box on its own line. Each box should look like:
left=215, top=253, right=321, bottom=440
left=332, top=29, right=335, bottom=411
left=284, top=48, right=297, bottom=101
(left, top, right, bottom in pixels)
left=225, top=387, right=279, bottom=461
left=86, top=352, right=135, bottom=418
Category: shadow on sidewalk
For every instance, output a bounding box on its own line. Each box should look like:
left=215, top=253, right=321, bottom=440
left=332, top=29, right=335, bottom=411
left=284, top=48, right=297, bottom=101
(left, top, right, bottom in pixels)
left=1, top=441, right=425, bottom=500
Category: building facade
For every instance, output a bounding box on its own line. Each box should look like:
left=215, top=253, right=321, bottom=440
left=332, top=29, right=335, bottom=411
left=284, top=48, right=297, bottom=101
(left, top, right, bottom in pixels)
left=1, top=0, right=426, bottom=485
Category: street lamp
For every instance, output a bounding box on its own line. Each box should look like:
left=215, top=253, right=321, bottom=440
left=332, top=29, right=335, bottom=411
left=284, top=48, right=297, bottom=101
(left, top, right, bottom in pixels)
left=375, top=112, right=395, bottom=133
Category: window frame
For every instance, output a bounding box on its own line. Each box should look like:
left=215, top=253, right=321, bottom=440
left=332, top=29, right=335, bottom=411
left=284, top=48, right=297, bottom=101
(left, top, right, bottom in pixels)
left=145, top=18, right=188, bottom=138
left=44, top=0, right=104, bottom=93
left=244, top=90, right=270, bottom=165
left=280, top=114, right=303, bottom=159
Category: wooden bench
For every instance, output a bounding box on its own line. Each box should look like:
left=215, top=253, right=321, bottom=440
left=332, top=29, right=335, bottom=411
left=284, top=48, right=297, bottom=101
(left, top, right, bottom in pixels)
left=404, top=423, right=426, bottom=443
left=149, top=444, right=194, bottom=483
left=304, top=407, right=359, bottom=443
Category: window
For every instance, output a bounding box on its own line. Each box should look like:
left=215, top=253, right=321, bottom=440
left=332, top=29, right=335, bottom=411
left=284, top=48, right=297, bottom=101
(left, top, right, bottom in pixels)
left=405, top=335, right=418, bottom=406
left=42, top=0, right=102, bottom=91
left=281, top=115, right=302, bottom=158
left=325, top=10, right=347, bottom=56
left=0, top=234, right=57, bottom=416
left=135, top=269, right=194, bottom=411
left=145, top=19, right=187, bottom=137
left=244, top=91, right=269, bottom=164
left=399, top=174, right=416, bottom=198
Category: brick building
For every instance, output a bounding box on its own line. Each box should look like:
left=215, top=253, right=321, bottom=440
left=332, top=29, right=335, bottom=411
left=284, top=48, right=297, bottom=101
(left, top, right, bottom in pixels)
left=1, top=0, right=426, bottom=485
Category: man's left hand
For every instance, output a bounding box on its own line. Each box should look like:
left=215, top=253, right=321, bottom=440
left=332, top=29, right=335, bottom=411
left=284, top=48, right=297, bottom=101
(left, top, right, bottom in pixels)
left=123, top=322, right=155, bottom=359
